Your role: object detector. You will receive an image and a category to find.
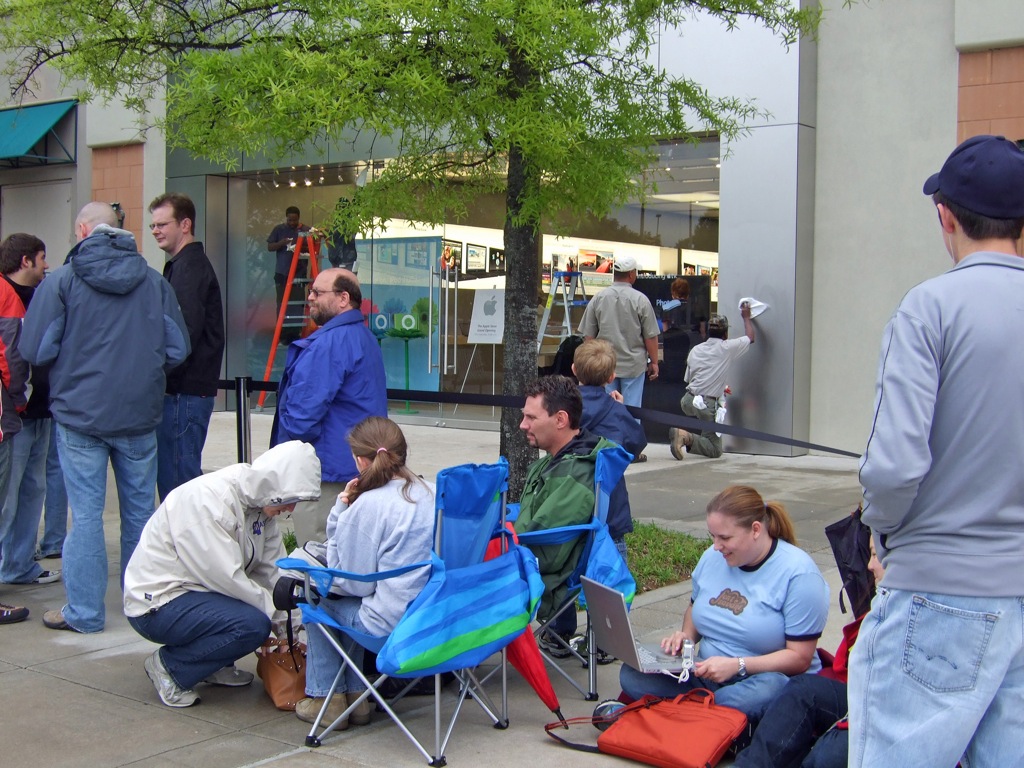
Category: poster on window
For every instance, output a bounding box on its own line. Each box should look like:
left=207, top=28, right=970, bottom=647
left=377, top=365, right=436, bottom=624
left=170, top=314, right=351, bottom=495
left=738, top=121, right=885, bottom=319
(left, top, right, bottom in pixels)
left=441, top=239, right=462, bottom=272
left=376, top=242, right=399, bottom=265
left=489, top=248, right=505, bottom=273
left=405, top=241, right=431, bottom=269
left=465, top=243, right=487, bottom=272
left=467, top=290, right=505, bottom=344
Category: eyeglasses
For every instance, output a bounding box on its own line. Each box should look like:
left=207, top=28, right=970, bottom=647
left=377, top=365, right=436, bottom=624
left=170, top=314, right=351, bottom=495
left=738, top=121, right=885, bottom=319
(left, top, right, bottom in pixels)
left=149, top=220, right=176, bottom=231
left=308, top=287, right=343, bottom=298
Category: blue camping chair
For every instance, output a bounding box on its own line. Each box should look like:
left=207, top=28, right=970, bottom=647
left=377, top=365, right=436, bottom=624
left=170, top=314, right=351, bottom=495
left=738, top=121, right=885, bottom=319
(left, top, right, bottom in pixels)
left=512, top=443, right=635, bottom=700
left=279, top=458, right=543, bottom=766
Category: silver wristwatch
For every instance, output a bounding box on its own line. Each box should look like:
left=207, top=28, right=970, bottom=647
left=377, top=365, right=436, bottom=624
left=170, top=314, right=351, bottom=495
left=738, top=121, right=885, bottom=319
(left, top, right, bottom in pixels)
left=737, top=657, right=748, bottom=678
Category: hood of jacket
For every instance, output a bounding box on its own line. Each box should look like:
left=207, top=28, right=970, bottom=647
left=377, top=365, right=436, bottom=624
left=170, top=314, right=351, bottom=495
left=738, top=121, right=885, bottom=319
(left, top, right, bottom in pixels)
left=550, top=428, right=605, bottom=464
left=70, top=225, right=150, bottom=295
left=240, top=441, right=322, bottom=508
left=580, top=386, right=616, bottom=424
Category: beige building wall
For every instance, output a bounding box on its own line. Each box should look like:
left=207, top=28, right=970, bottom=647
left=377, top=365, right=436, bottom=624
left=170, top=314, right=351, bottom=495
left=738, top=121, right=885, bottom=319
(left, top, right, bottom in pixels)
left=809, top=0, right=1024, bottom=455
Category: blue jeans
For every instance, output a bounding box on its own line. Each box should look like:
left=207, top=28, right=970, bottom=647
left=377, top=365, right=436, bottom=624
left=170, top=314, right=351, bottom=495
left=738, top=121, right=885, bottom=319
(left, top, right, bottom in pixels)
left=606, top=374, right=645, bottom=409
left=848, top=586, right=1024, bottom=768
left=0, top=419, right=50, bottom=583
left=619, top=662, right=790, bottom=723
left=38, top=419, right=68, bottom=557
left=733, top=674, right=848, bottom=768
left=0, top=438, right=13, bottom=558
left=128, top=590, right=270, bottom=690
left=306, top=596, right=371, bottom=696
left=157, top=394, right=215, bottom=500
left=56, top=424, right=157, bottom=633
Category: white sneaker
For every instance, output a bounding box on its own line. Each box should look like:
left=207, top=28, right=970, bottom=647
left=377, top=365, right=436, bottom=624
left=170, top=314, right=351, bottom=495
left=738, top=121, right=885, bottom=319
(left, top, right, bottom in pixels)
left=144, top=650, right=200, bottom=708
left=202, top=665, right=254, bottom=687
left=32, top=570, right=61, bottom=584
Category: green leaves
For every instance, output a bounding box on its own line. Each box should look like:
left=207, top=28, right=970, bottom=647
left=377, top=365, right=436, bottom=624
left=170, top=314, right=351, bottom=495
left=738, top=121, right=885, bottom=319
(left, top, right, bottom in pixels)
left=0, top=0, right=813, bottom=232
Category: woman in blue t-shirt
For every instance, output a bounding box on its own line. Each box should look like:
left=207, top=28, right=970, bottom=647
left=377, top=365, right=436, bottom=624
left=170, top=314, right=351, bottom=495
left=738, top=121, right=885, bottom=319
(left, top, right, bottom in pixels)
left=619, top=485, right=829, bottom=723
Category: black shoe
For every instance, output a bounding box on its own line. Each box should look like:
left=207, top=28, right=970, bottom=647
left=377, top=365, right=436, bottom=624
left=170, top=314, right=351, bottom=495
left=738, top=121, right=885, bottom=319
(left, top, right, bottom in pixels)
left=377, top=673, right=454, bottom=698
left=0, top=602, right=29, bottom=624
left=538, top=631, right=573, bottom=659
left=574, top=635, right=617, bottom=666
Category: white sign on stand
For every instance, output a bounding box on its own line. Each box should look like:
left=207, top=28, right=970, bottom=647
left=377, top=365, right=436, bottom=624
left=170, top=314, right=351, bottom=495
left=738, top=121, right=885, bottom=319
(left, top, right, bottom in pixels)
left=467, top=290, right=505, bottom=344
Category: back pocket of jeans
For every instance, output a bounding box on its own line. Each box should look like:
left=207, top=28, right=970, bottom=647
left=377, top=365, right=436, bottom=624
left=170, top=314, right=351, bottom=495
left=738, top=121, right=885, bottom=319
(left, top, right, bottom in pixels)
left=902, top=595, right=995, bottom=693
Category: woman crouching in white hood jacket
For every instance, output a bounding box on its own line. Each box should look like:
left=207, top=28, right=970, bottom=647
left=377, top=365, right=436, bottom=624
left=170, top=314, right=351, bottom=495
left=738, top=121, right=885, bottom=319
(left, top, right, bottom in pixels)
left=123, top=440, right=321, bottom=708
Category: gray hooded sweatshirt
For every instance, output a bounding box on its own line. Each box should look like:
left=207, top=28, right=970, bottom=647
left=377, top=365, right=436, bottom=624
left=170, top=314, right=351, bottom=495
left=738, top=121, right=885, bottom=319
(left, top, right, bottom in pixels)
left=860, top=251, right=1024, bottom=597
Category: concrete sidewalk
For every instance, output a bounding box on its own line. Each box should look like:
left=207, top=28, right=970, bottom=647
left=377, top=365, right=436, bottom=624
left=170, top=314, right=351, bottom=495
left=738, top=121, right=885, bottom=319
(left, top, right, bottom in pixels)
left=0, top=414, right=862, bottom=767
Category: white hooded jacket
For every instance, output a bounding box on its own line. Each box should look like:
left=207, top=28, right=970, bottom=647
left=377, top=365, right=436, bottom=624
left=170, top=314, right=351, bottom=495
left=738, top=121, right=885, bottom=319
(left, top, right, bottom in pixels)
left=124, top=441, right=321, bottom=619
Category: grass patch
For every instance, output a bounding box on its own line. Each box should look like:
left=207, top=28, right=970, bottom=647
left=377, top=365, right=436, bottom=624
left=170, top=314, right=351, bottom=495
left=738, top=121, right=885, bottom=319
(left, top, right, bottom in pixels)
left=282, top=521, right=703, bottom=594
left=626, top=522, right=709, bottom=594
left=282, top=530, right=298, bottom=554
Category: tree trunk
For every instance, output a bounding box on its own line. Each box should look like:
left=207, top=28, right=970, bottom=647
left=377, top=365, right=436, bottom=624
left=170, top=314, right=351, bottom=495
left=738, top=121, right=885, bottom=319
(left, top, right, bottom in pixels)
left=500, top=142, right=540, bottom=501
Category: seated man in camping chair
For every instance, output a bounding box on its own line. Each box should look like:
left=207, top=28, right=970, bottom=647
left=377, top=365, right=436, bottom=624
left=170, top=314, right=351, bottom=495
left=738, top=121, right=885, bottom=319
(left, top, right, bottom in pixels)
left=515, top=375, right=615, bottom=657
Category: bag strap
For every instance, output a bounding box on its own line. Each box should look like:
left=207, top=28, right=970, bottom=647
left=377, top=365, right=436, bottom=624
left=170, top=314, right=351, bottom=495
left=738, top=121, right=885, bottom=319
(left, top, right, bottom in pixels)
left=674, top=688, right=717, bottom=708
left=543, top=716, right=605, bottom=753
left=543, top=696, right=663, bottom=752
left=283, top=609, right=300, bottom=668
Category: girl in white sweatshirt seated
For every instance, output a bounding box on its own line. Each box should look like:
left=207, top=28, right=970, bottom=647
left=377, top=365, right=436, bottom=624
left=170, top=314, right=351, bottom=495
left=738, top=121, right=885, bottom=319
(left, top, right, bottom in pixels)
left=295, top=417, right=435, bottom=728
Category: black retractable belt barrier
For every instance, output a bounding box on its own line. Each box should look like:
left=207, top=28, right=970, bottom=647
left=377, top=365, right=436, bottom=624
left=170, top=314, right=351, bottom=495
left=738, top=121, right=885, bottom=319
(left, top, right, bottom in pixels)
left=218, top=380, right=861, bottom=460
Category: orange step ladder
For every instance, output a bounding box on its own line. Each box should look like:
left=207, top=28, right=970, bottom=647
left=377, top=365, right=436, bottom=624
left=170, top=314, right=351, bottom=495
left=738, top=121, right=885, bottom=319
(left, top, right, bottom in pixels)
left=257, top=233, right=321, bottom=409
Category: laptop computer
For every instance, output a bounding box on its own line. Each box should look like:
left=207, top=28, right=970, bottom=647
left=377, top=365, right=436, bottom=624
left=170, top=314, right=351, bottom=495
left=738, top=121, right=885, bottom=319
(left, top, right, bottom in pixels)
left=580, top=576, right=687, bottom=675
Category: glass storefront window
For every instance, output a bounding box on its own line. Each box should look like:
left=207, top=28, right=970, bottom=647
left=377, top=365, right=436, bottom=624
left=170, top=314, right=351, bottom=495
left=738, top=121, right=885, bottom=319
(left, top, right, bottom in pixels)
left=224, top=137, right=719, bottom=424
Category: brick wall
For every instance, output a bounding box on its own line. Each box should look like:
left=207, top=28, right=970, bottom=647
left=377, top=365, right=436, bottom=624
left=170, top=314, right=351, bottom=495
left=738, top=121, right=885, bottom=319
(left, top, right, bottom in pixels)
left=91, top=144, right=145, bottom=246
left=958, top=47, right=1024, bottom=143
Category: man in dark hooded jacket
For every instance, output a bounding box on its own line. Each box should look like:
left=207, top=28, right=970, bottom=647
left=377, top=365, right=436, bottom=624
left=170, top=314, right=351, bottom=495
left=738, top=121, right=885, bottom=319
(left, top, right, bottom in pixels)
left=20, top=201, right=189, bottom=634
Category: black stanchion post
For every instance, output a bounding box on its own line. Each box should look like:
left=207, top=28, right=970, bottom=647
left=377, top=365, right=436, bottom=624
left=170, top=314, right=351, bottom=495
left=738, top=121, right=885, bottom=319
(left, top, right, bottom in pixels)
left=235, top=376, right=253, bottom=464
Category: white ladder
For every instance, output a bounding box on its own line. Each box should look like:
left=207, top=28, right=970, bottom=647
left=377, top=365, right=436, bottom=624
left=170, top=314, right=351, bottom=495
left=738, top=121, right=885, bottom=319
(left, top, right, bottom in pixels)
left=536, top=271, right=588, bottom=350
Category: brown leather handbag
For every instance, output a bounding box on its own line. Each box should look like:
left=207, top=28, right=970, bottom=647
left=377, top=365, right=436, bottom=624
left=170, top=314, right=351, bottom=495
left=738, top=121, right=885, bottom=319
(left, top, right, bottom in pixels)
left=255, top=639, right=306, bottom=711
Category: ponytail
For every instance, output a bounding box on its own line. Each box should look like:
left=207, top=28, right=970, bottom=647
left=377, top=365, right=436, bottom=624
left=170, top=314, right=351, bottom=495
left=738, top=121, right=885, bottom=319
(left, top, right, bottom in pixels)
left=345, top=416, right=426, bottom=504
left=763, top=501, right=798, bottom=547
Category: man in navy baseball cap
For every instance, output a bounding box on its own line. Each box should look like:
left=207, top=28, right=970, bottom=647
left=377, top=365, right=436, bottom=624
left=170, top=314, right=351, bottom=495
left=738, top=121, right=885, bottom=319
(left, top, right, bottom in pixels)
left=922, top=135, right=1024, bottom=263
left=850, top=136, right=1024, bottom=766
left=923, top=134, right=1024, bottom=219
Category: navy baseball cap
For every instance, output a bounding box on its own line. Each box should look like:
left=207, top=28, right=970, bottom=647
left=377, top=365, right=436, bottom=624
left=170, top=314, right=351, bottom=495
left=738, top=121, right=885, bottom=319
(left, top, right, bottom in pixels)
left=922, top=135, right=1024, bottom=218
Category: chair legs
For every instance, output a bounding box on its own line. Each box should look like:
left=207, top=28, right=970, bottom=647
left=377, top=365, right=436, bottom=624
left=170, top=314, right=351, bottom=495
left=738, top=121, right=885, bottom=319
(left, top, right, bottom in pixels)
left=305, top=624, right=508, bottom=765
left=534, top=601, right=599, bottom=700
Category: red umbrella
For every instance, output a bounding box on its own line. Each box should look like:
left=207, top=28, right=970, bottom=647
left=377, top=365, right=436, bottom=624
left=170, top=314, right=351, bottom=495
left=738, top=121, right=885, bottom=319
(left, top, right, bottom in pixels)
left=485, top=527, right=566, bottom=725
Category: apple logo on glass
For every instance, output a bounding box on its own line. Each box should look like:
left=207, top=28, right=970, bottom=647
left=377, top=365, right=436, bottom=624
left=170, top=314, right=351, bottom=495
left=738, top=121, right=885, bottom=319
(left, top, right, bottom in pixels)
left=484, top=296, right=498, bottom=316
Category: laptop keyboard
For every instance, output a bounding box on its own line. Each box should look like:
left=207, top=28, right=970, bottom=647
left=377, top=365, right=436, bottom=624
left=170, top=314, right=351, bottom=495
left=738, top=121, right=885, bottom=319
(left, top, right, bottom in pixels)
left=637, top=645, right=660, bottom=667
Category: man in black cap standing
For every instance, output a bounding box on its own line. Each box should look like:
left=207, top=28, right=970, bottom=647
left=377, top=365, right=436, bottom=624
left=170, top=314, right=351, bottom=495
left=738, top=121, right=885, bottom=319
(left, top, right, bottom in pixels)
left=849, top=136, right=1024, bottom=768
